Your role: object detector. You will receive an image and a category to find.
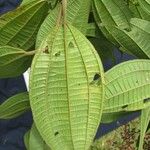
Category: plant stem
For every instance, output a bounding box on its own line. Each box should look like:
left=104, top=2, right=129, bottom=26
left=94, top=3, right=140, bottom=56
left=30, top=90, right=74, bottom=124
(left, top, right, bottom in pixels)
left=62, top=0, right=67, bottom=24
left=25, top=50, right=36, bottom=56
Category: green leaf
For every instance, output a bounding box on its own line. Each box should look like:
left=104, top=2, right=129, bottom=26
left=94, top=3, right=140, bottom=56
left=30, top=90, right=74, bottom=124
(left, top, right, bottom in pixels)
left=30, top=24, right=105, bottom=150
left=93, top=0, right=132, bottom=46
left=24, top=124, right=51, bottom=150
left=127, top=0, right=150, bottom=21
left=93, top=0, right=132, bottom=28
left=105, top=18, right=150, bottom=58
left=101, top=112, right=130, bottom=123
left=86, top=23, right=100, bottom=38
left=138, top=0, right=150, bottom=14
left=36, top=0, right=91, bottom=48
left=104, top=59, right=150, bottom=113
left=0, top=46, right=34, bottom=78
left=0, top=92, right=30, bottom=119
left=24, top=130, right=30, bottom=150
left=0, top=0, right=49, bottom=50
left=29, top=124, right=50, bottom=150
left=138, top=107, right=150, bottom=150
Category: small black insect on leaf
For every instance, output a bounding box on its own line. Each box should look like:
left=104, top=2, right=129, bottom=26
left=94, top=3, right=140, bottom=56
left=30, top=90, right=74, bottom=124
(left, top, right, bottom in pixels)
left=43, top=46, right=49, bottom=54
left=54, top=131, right=59, bottom=136
left=144, top=98, right=150, bottom=103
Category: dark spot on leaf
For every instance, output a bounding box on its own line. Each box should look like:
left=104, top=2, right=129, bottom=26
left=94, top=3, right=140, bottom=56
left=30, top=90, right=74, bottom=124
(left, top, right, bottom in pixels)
left=69, top=42, right=74, bottom=48
left=54, top=132, right=59, bottom=136
left=78, top=83, right=80, bottom=86
left=43, top=46, right=49, bottom=54
left=122, top=105, right=128, bottom=109
left=124, top=27, right=131, bottom=32
left=144, top=98, right=150, bottom=103
left=14, top=43, right=21, bottom=48
left=93, top=73, right=100, bottom=81
left=133, top=1, right=139, bottom=6
left=136, top=80, right=138, bottom=83
left=55, top=51, right=61, bottom=57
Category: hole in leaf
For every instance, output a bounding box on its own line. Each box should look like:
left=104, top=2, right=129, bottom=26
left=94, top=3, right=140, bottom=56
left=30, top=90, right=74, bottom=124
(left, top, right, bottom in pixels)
left=93, top=73, right=100, bottom=81
left=144, top=98, right=150, bottom=103
left=55, top=51, right=61, bottom=57
left=54, top=132, right=59, bottom=136
left=43, top=46, right=49, bottom=54
left=69, top=42, right=74, bottom=48
left=122, top=105, right=128, bottom=109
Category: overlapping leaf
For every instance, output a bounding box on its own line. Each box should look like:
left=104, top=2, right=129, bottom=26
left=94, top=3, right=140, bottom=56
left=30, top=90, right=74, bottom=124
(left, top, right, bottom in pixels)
left=24, top=130, right=30, bottom=150
left=101, top=112, right=130, bottom=123
left=93, top=0, right=150, bottom=58
left=138, top=0, right=150, bottom=14
left=105, top=18, right=150, bottom=58
left=0, top=46, right=33, bottom=78
left=93, top=0, right=132, bottom=46
left=126, top=0, right=150, bottom=21
left=36, top=0, right=91, bottom=48
left=30, top=24, right=105, bottom=150
left=0, top=92, right=30, bottom=119
left=30, top=124, right=51, bottom=150
left=0, top=0, right=49, bottom=50
left=103, top=60, right=150, bottom=113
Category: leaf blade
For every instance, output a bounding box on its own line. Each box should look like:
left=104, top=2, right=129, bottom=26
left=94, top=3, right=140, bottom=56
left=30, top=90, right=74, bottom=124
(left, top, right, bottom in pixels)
left=30, top=24, right=105, bottom=150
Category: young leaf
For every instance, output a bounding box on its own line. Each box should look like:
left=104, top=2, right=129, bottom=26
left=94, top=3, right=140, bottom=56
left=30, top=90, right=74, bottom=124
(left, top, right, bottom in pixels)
left=104, top=59, right=150, bottom=113
left=36, top=0, right=91, bottom=48
left=30, top=24, right=105, bottom=150
left=0, top=0, right=49, bottom=50
left=0, top=92, right=30, bottom=119
left=0, top=46, right=34, bottom=78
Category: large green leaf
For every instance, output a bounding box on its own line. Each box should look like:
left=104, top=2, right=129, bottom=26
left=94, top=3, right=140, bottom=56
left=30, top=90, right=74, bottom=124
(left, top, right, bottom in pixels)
left=36, top=0, right=91, bottom=48
left=0, top=0, right=49, bottom=50
left=0, top=92, right=30, bottom=119
left=0, top=46, right=34, bottom=78
left=104, top=59, right=150, bottom=113
left=105, top=18, right=150, bottom=58
left=30, top=24, right=105, bottom=150
left=138, top=107, right=150, bottom=150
